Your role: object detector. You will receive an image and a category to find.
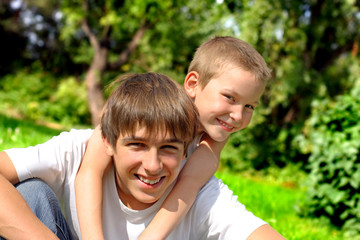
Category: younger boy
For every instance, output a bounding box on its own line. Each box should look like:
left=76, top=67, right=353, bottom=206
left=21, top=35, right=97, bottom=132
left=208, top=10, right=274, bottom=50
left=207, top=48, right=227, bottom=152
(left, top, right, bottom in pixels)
left=75, top=37, right=284, bottom=239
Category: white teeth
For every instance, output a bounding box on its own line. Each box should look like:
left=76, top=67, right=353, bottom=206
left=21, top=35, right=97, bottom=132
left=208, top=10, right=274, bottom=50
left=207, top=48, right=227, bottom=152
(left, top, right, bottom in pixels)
left=219, top=120, right=232, bottom=129
left=138, top=176, right=161, bottom=185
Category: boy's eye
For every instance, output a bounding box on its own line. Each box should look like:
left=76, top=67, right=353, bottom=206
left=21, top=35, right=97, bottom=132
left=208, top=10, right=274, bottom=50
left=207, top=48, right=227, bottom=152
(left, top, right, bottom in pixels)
left=245, top=104, right=255, bottom=111
left=162, top=145, right=178, bottom=150
left=224, top=94, right=235, bottom=102
left=127, top=142, right=146, bottom=148
left=161, top=145, right=180, bottom=153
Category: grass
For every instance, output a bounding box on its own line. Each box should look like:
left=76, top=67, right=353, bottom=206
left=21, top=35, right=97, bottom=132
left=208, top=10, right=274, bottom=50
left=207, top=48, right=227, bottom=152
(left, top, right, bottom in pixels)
left=215, top=171, right=347, bottom=239
left=0, top=114, right=349, bottom=239
left=0, top=114, right=64, bottom=151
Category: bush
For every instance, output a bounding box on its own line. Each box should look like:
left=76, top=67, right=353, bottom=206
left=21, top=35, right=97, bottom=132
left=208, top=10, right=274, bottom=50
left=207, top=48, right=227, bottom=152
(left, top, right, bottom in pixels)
left=0, top=68, right=55, bottom=118
left=298, top=85, right=360, bottom=236
left=46, top=77, right=90, bottom=125
left=0, top=67, right=90, bottom=126
left=221, top=118, right=308, bottom=171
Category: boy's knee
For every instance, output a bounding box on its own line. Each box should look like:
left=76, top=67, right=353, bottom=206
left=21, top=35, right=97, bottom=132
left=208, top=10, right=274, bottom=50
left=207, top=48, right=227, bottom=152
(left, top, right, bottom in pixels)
left=16, top=178, right=57, bottom=203
left=15, top=178, right=59, bottom=217
left=15, top=179, right=62, bottom=231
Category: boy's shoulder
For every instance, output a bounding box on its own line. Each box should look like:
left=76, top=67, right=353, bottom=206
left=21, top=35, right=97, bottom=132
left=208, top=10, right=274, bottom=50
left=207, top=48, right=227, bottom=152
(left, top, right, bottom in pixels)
left=56, top=128, right=94, bottom=143
left=66, top=128, right=94, bottom=136
left=191, top=176, right=267, bottom=238
left=194, top=175, right=254, bottom=220
left=197, top=176, right=238, bottom=204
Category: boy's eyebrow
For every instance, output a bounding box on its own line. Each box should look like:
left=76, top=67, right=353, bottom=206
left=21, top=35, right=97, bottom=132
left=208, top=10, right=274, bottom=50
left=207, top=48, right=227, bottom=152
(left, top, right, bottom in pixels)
left=121, top=136, right=183, bottom=144
left=225, top=89, right=260, bottom=104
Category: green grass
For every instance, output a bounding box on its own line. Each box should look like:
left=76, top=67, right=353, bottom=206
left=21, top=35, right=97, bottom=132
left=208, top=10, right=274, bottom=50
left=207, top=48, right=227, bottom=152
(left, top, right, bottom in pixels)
left=0, top=114, right=349, bottom=239
left=215, top=171, right=347, bottom=240
left=0, top=114, right=64, bottom=151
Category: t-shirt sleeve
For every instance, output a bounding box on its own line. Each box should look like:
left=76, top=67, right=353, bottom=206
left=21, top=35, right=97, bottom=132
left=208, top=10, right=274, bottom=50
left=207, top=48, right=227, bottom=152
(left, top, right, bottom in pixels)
left=191, top=176, right=267, bottom=240
left=5, top=129, right=93, bottom=197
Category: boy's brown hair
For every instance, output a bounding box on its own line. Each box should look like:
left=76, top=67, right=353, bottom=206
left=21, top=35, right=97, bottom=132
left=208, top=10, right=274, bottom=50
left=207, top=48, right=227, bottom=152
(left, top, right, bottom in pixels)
left=188, top=36, right=271, bottom=87
left=101, top=72, right=198, bottom=152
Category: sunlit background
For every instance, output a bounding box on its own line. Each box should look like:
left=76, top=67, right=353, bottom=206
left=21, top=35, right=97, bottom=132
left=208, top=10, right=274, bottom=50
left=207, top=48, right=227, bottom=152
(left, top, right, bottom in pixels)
left=1, top=1, right=359, bottom=239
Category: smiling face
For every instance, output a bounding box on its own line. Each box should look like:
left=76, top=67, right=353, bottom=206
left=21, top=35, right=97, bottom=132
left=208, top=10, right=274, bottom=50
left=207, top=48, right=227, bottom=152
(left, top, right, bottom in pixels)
left=185, top=65, right=265, bottom=142
left=104, top=127, right=185, bottom=210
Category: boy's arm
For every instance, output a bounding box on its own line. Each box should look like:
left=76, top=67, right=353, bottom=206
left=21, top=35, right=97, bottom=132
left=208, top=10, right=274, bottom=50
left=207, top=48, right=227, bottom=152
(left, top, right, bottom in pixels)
left=0, top=151, right=59, bottom=240
left=138, top=134, right=226, bottom=240
left=75, top=126, right=112, bottom=240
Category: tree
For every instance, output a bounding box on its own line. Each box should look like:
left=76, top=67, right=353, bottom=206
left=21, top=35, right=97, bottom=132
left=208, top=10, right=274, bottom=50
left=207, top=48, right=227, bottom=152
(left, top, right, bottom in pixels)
left=60, top=0, right=228, bottom=125
left=0, top=0, right=234, bottom=126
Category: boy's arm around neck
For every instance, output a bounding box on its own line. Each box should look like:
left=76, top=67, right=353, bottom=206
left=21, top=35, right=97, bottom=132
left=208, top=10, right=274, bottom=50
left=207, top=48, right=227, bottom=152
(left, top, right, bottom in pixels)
left=75, top=126, right=112, bottom=240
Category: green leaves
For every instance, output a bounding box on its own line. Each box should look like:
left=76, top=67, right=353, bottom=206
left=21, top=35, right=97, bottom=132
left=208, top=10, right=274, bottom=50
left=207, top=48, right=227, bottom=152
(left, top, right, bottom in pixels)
left=300, top=84, right=360, bottom=235
left=0, top=68, right=90, bottom=126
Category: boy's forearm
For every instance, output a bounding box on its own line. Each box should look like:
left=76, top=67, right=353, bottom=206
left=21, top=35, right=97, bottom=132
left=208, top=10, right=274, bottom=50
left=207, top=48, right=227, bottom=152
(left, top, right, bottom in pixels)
left=75, top=125, right=109, bottom=240
left=178, top=141, right=220, bottom=184
left=75, top=168, right=105, bottom=240
left=139, top=176, right=199, bottom=240
left=0, top=174, right=58, bottom=240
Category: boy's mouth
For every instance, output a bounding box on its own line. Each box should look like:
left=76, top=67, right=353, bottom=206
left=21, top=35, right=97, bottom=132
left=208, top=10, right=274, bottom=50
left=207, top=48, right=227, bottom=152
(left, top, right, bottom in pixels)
left=136, top=175, right=163, bottom=185
left=217, top=119, right=234, bottom=131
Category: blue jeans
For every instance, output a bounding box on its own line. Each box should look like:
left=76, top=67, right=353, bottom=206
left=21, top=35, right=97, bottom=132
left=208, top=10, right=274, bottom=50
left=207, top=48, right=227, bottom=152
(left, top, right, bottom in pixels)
left=0, top=178, right=73, bottom=240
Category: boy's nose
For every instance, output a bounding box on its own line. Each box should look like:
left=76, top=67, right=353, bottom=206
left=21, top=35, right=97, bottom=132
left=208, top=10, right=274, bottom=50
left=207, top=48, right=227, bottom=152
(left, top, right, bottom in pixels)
left=142, top=148, right=162, bottom=174
left=229, top=105, right=243, bottom=122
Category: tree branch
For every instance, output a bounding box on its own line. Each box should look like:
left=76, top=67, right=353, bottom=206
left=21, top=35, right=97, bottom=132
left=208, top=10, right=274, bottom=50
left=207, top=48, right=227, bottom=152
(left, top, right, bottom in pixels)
left=81, top=0, right=100, bottom=51
left=107, top=20, right=148, bottom=70
left=316, top=40, right=354, bottom=72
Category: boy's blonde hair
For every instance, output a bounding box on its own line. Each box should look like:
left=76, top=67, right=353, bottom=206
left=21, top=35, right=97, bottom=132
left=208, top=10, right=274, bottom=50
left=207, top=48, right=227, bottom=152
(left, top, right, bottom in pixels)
left=101, top=72, right=198, bottom=152
left=188, top=36, right=271, bottom=87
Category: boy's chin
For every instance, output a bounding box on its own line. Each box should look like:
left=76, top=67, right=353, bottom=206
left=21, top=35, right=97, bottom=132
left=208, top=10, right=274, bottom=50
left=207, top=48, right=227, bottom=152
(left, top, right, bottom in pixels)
left=207, top=131, right=229, bottom=142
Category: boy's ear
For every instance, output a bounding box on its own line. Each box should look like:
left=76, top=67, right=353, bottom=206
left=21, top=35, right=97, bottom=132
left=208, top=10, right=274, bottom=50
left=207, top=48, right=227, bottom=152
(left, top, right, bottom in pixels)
left=184, top=71, right=200, bottom=98
left=103, top=138, right=115, bottom=156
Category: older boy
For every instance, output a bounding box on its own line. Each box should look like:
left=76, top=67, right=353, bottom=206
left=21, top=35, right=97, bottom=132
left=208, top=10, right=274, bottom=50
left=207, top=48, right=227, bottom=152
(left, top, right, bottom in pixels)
left=0, top=73, right=197, bottom=239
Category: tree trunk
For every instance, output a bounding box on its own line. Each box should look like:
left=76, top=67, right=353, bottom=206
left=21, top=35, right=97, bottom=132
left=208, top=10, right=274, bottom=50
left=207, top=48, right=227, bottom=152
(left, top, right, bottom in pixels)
left=85, top=48, right=107, bottom=126
left=81, top=1, right=148, bottom=126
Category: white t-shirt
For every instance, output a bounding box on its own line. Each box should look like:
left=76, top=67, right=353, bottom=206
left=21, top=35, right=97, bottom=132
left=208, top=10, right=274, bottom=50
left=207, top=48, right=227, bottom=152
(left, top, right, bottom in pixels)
left=6, top=129, right=266, bottom=240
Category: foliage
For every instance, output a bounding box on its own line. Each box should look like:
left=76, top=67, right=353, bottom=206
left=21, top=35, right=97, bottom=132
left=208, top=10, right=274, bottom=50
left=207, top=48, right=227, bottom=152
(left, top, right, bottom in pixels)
left=58, top=0, right=229, bottom=79
left=46, top=76, right=90, bottom=125
left=221, top=120, right=308, bottom=171
left=0, top=64, right=55, bottom=118
left=0, top=65, right=90, bottom=126
left=297, top=84, right=360, bottom=236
